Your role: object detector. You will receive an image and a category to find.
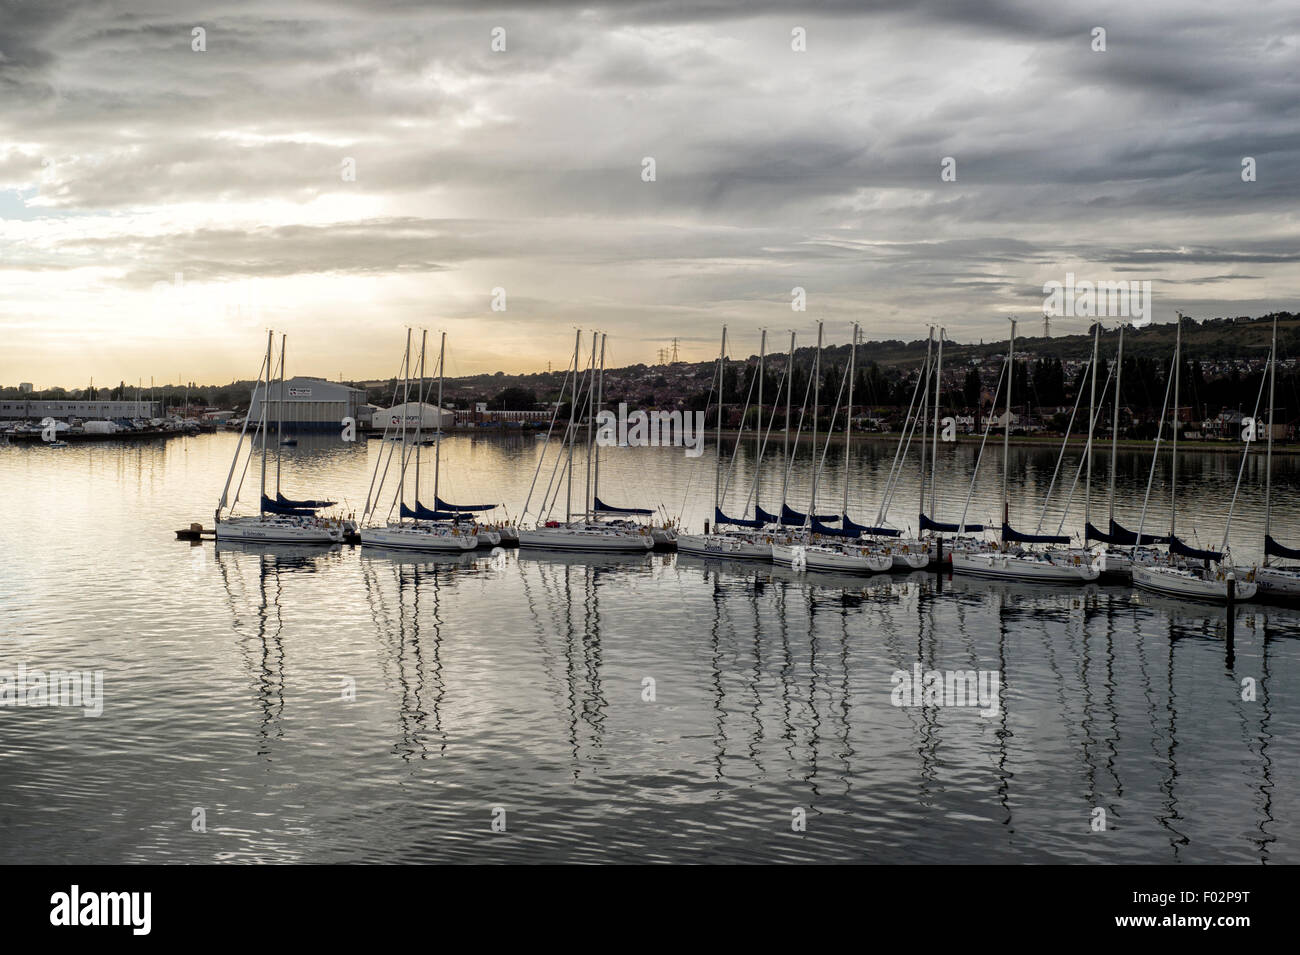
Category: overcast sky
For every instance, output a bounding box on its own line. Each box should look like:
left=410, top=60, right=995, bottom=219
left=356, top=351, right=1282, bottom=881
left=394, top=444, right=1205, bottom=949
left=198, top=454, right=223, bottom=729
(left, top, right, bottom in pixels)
left=2, top=0, right=1297, bottom=386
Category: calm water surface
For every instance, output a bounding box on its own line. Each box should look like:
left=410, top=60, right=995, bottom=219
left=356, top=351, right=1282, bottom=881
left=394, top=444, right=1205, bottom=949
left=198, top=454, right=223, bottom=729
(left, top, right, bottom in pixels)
left=1, top=432, right=1297, bottom=863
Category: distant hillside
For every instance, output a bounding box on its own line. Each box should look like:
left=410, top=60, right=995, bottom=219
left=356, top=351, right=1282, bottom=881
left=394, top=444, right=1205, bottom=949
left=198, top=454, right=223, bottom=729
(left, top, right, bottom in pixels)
left=10, top=312, right=1295, bottom=408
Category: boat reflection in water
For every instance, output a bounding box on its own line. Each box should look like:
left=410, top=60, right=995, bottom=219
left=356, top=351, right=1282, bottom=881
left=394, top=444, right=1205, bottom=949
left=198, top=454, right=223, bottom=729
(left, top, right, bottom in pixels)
left=199, top=532, right=1296, bottom=863
left=214, top=541, right=343, bottom=759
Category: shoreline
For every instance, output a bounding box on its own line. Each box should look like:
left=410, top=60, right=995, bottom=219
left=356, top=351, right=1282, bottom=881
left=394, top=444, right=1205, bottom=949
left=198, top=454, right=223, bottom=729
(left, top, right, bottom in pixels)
left=709, top=430, right=1300, bottom=455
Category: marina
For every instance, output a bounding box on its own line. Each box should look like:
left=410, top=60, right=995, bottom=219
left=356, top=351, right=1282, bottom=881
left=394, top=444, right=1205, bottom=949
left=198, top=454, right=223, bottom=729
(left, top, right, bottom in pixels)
left=2, top=426, right=1299, bottom=865
left=3, top=0, right=1297, bottom=886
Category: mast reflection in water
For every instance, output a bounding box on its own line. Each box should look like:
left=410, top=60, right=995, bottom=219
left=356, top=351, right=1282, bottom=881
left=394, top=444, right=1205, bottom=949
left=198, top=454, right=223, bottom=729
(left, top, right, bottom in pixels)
left=1, top=435, right=1297, bottom=863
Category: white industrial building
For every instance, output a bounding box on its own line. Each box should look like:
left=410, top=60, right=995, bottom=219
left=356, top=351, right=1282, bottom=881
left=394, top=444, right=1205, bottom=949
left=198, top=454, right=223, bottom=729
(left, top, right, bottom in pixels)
left=375, top=402, right=455, bottom=431
left=248, top=376, right=367, bottom=433
left=0, top=398, right=160, bottom=420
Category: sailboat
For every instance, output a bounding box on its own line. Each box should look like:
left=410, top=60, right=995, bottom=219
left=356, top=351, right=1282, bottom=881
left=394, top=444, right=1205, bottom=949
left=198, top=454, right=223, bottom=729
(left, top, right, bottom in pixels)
left=1032, top=321, right=1112, bottom=571
left=517, top=330, right=653, bottom=553
left=679, top=326, right=778, bottom=560
left=1256, top=316, right=1300, bottom=599
left=359, top=330, right=479, bottom=552
left=854, top=328, right=943, bottom=569
left=1131, top=315, right=1258, bottom=602
left=215, top=331, right=342, bottom=544
left=917, top=326, right=983, bottom=560
left=265, top=334, right=348, bottom=527
left=769, top=322, right=892, bottom=573
left=952, top=318, right=1099, bottom=583
left=585, top=332, right=677, bottom=547
left=765, top=320, right=857, bottom=559
left=406, top=331, right=504, bottom=547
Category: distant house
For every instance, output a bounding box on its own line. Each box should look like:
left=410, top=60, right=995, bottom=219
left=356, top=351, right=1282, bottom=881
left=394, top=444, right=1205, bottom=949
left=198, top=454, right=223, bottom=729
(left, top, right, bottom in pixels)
left=1202, top=410, right=1245, bottom=439
left=982, top=411, right=1045, bottom=434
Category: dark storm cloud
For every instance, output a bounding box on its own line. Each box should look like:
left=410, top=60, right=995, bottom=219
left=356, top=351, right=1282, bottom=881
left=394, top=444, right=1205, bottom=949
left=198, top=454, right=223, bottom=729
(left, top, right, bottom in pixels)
left=1, top=0, right=1297, bottom=363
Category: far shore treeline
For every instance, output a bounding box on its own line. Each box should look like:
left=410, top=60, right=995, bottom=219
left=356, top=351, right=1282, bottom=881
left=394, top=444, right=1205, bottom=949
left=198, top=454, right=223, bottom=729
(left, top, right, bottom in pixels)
left=6, top=313, right=1299, bottom=440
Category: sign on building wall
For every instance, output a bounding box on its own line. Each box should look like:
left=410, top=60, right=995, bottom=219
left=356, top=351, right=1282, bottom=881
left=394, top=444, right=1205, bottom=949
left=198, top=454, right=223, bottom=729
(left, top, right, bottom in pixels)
left=288, top=388, right=312, bottom=397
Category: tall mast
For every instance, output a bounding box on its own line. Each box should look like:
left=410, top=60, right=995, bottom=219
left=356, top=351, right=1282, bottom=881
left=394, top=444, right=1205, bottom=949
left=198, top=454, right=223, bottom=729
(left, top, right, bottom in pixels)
left=1169, top=316, right=1182, bottom=540
left=756, top=329, right=765, bottom=514
left=781, top=330, right=795, bottom=512
left=808, top=321, right=822, bottom=524
left=918, top=327, right=933, bottom=520
left=1002, top=317, right=1016, bottom=543
left=594, top=332, right=606, bottom=511
left=398, top=328, right=412, bottom=523
left=565, top=329, right=581, bottom=524
left=1264, top=314, right=1278, bottom=563
left=432, top=330, right=444, bottom=511
left=582, top=330, right=595, bottom=522
left=275, top=333, right=285, bottom=496
left=842, top=323, right=858, bottom=518
left=929, top=326, right=944, bottom=520
left=259, top=328, right=272, bottom=517
left=714, top=326, right=728, bottom=516
left=1108, top=324, right=1124, bottom=527
left=1084, top=321, right=1100, bottom=534
left=414, top=329, right=427, bottom=509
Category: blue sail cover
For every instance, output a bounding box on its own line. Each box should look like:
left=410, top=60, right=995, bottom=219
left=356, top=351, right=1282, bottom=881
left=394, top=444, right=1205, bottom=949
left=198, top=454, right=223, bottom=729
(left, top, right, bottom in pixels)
left=434, top=496, right=498, bottom=513
left=261, top=494, right=318, bottom=515
left=842, top=514, right=901, bottom=537
left=276, top=492, right=336, bottom=509
left=1170, top=536, right=1222, bottom=562
left=811, top=517, right=856, bottom=537
left=1099, top=519, right=1169, bottom=546
left=594, top=496, right=652, bottom=516
left=755, top=505, right=781, bottom=525
left=715, top=507, right=765, bottom=529
left=921, top=513, right=983, bottom=533
left=780, top=504, right=839, bottom=526
left=1001, top=523, right=1070, bottom=544
left=1085, top=521, right=1116, bottom=544
left=401, top=501, right=466, bottom=521
left=1266, top=535, right=1300, bottom=560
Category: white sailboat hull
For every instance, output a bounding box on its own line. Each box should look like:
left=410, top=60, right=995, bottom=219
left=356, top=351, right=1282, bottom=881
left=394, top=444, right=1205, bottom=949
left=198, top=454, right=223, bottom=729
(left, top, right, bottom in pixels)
left=518, top=525, right=654, bottom=552
left=771, top=542, right=892, bottom=573
left=884, top=540, right=931, bottom=570
left=651, top=527, right=678, bottom=546
left=677, top=533, right=772, bottom=560
left=1101, top=549, right=1133, bottom=578
left=953, top=551, right=1099, bottom=583
left=1256, top=565, right=1300, bottom=599
left=360, top=524, right=479, bottom=551
left=215, top=516, right=340, bottom=544
left=1132, top=564, right=1257, bottom=602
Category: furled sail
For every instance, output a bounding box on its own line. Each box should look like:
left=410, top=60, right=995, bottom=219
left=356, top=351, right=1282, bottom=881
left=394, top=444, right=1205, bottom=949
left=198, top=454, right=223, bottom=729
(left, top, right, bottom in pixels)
left=921, top=513, right=983, bottom=533
left=276, top=491, right=336, bottom=509
left=1170, top=536, right=1222, bottom=562
left=755, top=505, right=781, bottom=525
left=594, top=496, right=652, bottom=516
left=402, top=501, right=467, bottom=521
left=1265, top=535, right=1300, bottom=560
left=1100, top=519, right=1169, bottom=545
left=1001, top=523, right=1069, bottom=544
left=811, top=517, right=856, bottom=537
left=780, top=504, right=839, bottom=526
left=715, top=507, right=765, bottom=529
left=842, top=514, right=901, bottom=537
left=261, top=494, right=318, bottom=515
left=434, top=496, right=498, bottom=513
